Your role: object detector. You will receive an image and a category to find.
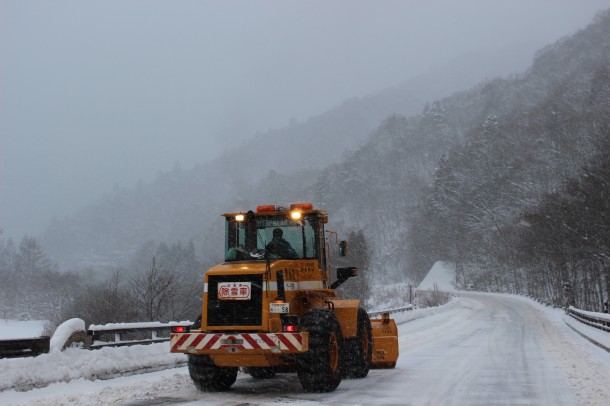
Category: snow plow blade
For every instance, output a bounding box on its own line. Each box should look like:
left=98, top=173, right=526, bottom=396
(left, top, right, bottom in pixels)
left=369, top=312, right=398, bottom=368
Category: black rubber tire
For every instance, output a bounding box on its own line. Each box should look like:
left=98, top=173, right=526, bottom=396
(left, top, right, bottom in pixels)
left=245, top=367, right=276, bottom=379
left=188, top=354, right=238, bottom=392
left=342, top=307, right=373, bottom=378
left=297, top=308, right=344, bottom=392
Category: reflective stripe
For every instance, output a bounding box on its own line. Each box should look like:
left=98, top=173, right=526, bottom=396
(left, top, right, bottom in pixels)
left=170, top=332, right=304, bottom=352
left=264, top=281, right=323, bottom=291
left=297, top=281, right=324, bottom=290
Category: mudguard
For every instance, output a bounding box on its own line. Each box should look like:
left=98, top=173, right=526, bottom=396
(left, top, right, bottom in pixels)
left=328, top=299, right=361, bottom=338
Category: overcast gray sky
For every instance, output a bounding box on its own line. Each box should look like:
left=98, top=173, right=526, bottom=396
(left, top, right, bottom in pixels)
left=1, top=0, right=608, bottom=240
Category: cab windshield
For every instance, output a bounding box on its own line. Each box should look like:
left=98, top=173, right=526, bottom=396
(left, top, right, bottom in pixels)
left=225, top=215, right=319, bottom=261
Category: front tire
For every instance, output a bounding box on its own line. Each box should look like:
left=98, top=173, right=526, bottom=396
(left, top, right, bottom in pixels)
left=343, top=307, right=372, bottom=378
left=188, top=355, right=237, bottom=392
left=297, top=308, right=344, bottom=392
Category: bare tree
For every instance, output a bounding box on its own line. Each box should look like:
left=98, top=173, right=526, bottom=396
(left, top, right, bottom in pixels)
left=129, top=257, right=177, bottom=322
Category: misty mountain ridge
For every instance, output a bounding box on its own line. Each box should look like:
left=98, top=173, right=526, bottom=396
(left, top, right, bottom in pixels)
left=38, top=12, right=608, bottom=273
left=215, top=44, right=535, bottom=178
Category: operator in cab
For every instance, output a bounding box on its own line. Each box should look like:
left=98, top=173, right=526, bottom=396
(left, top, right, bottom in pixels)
left=266, top=228, right=299, bottom=259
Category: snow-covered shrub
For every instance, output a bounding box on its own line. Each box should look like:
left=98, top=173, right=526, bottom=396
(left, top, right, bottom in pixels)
left=415, top=287, right=451, bottom=308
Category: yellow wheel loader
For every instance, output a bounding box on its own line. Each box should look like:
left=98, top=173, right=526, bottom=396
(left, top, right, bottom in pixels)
left=170, top=203, right=398, bottom=392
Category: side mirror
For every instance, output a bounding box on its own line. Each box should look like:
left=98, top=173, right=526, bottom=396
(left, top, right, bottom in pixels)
left=339, top=240, right=347, bottom=257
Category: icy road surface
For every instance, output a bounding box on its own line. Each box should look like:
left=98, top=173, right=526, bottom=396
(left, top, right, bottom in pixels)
left=4, top=293, right=610, bottom=406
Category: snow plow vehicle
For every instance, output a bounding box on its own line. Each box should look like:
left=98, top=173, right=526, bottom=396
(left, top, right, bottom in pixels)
left=170, top=203, right=398, bottom=392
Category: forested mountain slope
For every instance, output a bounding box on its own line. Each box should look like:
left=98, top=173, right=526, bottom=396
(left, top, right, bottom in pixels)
left=407, top=11, right=610, bottom=309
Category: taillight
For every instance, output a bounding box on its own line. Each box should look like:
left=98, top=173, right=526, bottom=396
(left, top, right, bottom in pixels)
left=171, top=326, right=190, bottom=333
left=285, top=324, right=298, bottom=332
left=282, top=316, right=300, bottom=332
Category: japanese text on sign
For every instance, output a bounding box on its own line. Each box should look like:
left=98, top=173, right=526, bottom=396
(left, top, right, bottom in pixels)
left=218, top=282, right=251, bottom=300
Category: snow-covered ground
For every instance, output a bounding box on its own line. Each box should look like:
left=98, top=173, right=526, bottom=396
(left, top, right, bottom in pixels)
left=2, top=293, right=610, bottom=406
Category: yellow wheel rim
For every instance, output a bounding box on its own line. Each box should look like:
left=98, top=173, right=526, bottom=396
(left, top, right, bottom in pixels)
left=363, top=329, right=370, bottom=362
left=329, top=333, right=339, bottom=372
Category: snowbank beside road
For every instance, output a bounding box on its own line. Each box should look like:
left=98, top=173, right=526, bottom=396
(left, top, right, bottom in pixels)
left=391, top=296, right=462, bottom=325
left=563, top=313, right=610, bottom=351
left=369, top=296, right=463, bottom=326
left=0, top=342, right=186, bottom=392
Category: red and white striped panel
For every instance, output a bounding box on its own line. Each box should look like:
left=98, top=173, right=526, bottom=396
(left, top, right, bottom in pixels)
left=170, top=332, right=305, bottom=353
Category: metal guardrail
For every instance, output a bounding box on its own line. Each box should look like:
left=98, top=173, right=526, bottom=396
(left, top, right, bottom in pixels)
left=4, top=306, right=417, bottom=357
left=85, top=307, right=417, bottom=349
left=87, top=321, right=193, bottom=349
left=566, top=306, right=610, bottom=333
left=85, top=306, right=416, bottom=349
left=367, top=304, right=414, bottom=318
left=0, top=336, right=50, bottom=359
left=85, top=304, right=415, bottom=349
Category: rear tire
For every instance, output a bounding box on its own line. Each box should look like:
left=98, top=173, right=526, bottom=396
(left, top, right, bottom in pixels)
left=297, top=308, right=343, bottom=392
left=342, top=307, right=372, bottom=378
left=188, top=354, right=237, bottom=392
